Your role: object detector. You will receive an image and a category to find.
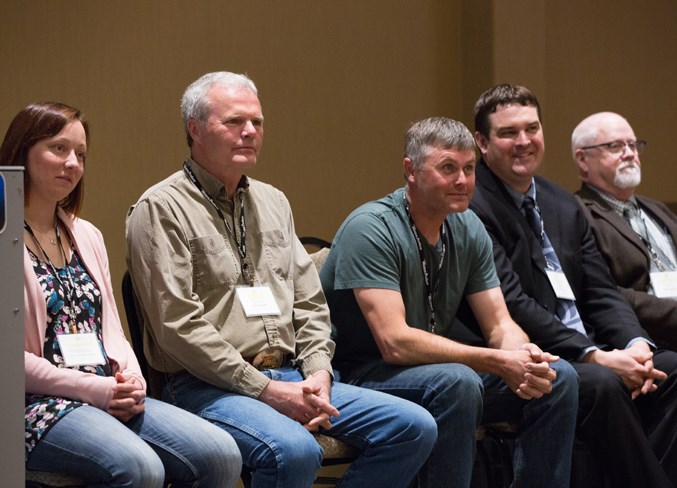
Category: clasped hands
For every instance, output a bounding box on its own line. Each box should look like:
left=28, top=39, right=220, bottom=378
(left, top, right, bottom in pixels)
left=503, top=343, right=559, bottom=400
left=258, top=369, right=340, bottom=432
left=588, top=342, right=667, bottom=400
left=108, top=372, right=146, bottom=422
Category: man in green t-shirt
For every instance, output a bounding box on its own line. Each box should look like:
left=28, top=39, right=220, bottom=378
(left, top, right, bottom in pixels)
left=321, top=117, right=578, bottom=488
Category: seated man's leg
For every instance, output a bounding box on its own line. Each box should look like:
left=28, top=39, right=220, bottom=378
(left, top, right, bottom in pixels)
left=164, top=372, right=322, bottom=488
left=636, top=349, right=677, bottom=486
left=345, top=362, right=483, bottom=488
left=325, top=381, right=437, bottom=488
left=574, top=360, right=673, bottom=488
left=481, top=359, right=578, bottom=488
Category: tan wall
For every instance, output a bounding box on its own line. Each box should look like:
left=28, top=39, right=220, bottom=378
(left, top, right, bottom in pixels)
left=0, top=1, right=463, bottom=326
left=489, top=0, right=677, bottom=199
left=2, top=0, right=676, bottom=335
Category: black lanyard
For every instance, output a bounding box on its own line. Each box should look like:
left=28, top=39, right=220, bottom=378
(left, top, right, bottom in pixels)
left=625, top=206, right=672, bottom=272
left=24, top=219, right=79, bottom=332
left=403, top=195, right=446, bottom=334
left=635, top=215, right=670, bottom=272
left=183, top=162, right=253, bottom=285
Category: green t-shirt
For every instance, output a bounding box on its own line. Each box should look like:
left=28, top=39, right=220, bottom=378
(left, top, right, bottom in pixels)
left=321, top=188, right=499, bottom=372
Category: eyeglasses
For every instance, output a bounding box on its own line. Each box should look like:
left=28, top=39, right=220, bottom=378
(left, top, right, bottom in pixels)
left=580, top=140, right=646, bottom=155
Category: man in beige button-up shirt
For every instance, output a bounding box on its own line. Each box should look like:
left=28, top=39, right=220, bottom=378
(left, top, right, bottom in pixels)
left=125, top=71, right=436, bottom=488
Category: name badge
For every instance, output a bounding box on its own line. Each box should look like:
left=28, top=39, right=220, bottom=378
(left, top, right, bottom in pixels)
left=236, top=286, right=281, bottom=317
left=546, top=269, right=576, bottom=300
left=650, top=271, right=677, bottom=299
left=57, top=332, right=106, bottom=367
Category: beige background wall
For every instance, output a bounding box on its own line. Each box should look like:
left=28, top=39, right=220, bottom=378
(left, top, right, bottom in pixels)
left=488, top=0, right=677, bottom=196
left=1, top=0, right=676, bottom=332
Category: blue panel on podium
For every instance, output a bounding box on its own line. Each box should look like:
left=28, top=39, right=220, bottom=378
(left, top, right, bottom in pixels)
left=0, top=173, right=6, bottom=233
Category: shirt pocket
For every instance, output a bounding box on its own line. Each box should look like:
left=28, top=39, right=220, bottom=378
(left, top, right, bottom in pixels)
left=190, top=234, right=240, bottom=290
left=261, top=229, right=292, bottom=281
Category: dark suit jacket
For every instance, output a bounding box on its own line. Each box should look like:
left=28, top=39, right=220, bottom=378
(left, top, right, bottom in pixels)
left=575, top=183, right=677, bottom=349
left=460, top=160, right=651, bottom=361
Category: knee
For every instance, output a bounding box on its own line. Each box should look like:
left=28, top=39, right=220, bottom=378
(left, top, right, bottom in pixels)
left=388, top=401, right=439, bottom=450
left=410, top=407, right=438, bottom=452
left=191, top=430, right=242, bottom=487
left=552, top=360, right=580, bottom=397
left=431, top=364, right=483, bottom=402
left=581, top=366, right=628, bottom=405
left=261, top=432, right=323, bottom=474
left=425, top=365, right=483, bottom=419
left=110, top=449, right=165, bottom=487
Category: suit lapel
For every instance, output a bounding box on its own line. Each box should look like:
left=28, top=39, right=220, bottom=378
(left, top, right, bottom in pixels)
left=578, top=185, right=647, bottom=256
left=477, top=161, right=548, bottom=274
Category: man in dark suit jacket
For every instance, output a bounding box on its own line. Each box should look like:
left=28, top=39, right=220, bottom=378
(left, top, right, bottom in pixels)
left=465, top=84, right=677, bottom=488
left=572, top=111, right=677, bottom=350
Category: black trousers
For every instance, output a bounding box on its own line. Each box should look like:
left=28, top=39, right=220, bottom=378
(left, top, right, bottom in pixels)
left=572, top=349, right=677, bottom=488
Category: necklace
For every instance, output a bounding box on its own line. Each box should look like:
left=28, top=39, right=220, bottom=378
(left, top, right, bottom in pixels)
left=24, top=217, right=58, bottom=245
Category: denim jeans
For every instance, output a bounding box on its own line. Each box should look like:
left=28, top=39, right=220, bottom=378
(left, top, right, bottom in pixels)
left=346, top=359, right=579, bottom=488
left=164, top=367, right=437, bottom=488
left=26, top=398, right=242, bottom=487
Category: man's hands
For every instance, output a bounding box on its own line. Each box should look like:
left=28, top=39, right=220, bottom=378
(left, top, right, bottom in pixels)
left=258, top=370, right=340, bottom=432
left=500, top=343, right=560, bottom=400
left=108, top=372, right=146, bottom=422
left=585, top=341, right=667, bottom=400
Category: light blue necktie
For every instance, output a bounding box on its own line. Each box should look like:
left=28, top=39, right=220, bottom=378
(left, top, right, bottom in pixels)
left=523, top=196, right=587, bottom=335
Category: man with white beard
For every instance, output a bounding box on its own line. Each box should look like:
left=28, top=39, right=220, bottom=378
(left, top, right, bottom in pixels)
left=573, top=111, right=677, bottom=350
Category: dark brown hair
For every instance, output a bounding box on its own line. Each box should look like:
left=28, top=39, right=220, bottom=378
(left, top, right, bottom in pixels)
left=0, top=102, right=90, bottom=216
left=474, top=84, right=542, bottom=139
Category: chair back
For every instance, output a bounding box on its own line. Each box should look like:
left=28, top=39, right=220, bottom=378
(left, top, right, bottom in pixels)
left=121, top=271, right=165, bottom=397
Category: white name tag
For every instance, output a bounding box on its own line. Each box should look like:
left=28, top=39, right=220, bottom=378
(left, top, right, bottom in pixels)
left=236, top=286, right=281, bottom=317
left=57, top=332, right=106, bottom=367
left=546, top=269, right=576, bottom=300
left=650, top=271, right=677, bottom=298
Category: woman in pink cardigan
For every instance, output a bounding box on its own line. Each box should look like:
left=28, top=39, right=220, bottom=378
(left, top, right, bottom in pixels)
left=3, top=102, right=242, bottom=487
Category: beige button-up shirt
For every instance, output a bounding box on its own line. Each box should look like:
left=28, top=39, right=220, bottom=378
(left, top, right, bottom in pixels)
left=126, top=158, right=335, bottom=398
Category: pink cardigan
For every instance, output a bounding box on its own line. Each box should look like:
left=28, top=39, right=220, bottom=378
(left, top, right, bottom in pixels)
left=24, top=209, right=146, bottom=410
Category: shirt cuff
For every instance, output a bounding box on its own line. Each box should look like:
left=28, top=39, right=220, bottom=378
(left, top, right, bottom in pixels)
left=299, top=352, right=334, bottom=380
left=236, top=363, right=272, bottom=398
left=626, top=337, right=656, bottom=351
left=576, top=345, right=599, bottom=361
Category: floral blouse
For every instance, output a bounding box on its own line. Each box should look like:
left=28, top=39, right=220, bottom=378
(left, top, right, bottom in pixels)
left=25, top=246, right=111, bottom=460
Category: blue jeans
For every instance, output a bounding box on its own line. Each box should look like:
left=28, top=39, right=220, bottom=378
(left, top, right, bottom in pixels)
left=26, top=398, right=242, bottom=488
left=346, top=359, right=579, bottom=488
left=164, top=367, right=437, bottom=488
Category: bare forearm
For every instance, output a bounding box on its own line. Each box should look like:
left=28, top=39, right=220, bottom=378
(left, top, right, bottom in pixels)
left=381, top=327, right=511, bottom=376
left=485, top=322, right=530, bottom=351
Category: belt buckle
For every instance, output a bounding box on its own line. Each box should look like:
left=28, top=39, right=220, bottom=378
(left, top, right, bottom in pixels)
left=251, top=348, right=285, bottom=370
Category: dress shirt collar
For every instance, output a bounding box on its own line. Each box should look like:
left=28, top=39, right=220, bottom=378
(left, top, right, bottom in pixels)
left=587, top=184, right=639, bottom=217
left=184, top=157, right=250, bottom=201
left=502, top=177, right=537, bottom=210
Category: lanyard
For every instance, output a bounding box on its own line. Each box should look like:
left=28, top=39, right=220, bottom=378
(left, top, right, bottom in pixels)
left=636, top=216, right=671, bottom=271
left=183, top=162, right=253, bottom=285
left=24, top=220, right=79, bottom=333
left=403, top=195, right=446, bottom=334
left=626, top=206, right=672, bottom=272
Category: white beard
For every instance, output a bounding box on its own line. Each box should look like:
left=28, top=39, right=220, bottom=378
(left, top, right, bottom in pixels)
left=614, top=161, right=641, bottom=189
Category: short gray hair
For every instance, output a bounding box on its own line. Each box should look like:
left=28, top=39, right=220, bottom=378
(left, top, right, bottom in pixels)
left=180, top=71, right=258, bottom=147
left=405, top=117, right=476, bottom=170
